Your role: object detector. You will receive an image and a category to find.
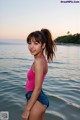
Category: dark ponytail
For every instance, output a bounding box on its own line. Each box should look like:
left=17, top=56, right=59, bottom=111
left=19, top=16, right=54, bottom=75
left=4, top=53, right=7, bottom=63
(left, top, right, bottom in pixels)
left=41, top=29, right=56, bottom=62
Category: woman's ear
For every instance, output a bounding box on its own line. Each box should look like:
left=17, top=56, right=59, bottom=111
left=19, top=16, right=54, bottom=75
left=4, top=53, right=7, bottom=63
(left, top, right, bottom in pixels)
left=42, top=43, right=46, bottom=49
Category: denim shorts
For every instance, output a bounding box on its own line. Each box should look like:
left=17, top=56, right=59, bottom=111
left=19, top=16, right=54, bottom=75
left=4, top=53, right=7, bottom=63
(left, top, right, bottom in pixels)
left=25, top=90, right=49, bottom=108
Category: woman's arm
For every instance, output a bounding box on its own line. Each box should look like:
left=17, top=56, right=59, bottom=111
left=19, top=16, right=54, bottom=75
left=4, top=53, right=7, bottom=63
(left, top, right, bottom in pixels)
left=26, top=58, right=44, bottom=111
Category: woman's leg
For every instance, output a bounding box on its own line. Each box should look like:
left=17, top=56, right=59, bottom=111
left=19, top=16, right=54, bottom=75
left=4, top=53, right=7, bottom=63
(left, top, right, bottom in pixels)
left=28, top=100, right=47, bottom=120
left=42, top=112, right=45, bottom=120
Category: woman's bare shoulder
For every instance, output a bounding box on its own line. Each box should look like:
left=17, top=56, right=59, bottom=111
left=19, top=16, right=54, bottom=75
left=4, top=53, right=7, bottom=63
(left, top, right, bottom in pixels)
left=34, top=57, right=44, bottom=66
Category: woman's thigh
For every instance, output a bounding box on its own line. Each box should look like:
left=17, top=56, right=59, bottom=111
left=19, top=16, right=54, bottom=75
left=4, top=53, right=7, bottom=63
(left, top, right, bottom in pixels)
left=29, top=100, right=46, bottom=120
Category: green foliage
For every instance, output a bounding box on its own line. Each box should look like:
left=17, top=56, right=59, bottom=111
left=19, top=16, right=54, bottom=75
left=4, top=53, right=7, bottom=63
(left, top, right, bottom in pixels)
left=55, top=33, right=80, bottom=44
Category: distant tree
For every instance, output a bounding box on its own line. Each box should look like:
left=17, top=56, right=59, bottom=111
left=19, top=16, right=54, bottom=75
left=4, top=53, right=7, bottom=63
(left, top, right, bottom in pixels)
left=55, top=33, right=80, bottom=44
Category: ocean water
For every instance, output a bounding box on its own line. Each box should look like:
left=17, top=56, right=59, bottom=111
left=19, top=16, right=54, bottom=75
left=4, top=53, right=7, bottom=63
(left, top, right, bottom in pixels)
left=0, top=43, right=80, bottom=120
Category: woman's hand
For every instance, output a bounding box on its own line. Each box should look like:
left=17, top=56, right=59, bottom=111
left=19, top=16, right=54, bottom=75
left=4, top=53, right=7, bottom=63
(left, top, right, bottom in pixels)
left=22, top=109, right=30, bottom=120
left=22, top=102, right=30, bottom=120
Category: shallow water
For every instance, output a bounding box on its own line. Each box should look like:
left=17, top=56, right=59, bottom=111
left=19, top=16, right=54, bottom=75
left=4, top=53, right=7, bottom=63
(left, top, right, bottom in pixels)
left=0, top=43, right=80, bottom=120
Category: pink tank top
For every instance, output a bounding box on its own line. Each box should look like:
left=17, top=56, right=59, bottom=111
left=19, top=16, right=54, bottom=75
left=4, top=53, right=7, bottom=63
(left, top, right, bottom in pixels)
left=25, top=57, right=47, bottom=92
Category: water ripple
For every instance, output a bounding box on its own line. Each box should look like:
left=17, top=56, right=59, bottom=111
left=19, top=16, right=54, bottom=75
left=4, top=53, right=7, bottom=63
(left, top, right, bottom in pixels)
left=0, top=44, right=80, bottom=120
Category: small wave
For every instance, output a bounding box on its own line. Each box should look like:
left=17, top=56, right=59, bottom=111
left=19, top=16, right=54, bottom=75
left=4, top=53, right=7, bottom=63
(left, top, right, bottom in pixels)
left=46, top=110, right=66, bottom=120
left=48, top=93, right=68, bottom=106
left=54, top=61, right=66, bottom=64
left=0, top=57, right=28, bottom=60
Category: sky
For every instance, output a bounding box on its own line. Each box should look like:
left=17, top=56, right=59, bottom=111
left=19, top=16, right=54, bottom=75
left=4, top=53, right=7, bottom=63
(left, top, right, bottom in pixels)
left=0, top=0, right=80, bottom=40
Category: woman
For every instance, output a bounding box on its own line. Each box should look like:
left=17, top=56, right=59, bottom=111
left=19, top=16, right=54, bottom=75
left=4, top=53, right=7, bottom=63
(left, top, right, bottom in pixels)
left=22, top=28, right=56, bottom=120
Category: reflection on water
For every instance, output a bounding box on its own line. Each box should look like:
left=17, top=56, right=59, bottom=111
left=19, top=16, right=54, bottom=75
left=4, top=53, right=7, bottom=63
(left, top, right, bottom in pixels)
left=0, top=44, right=80, bottom=120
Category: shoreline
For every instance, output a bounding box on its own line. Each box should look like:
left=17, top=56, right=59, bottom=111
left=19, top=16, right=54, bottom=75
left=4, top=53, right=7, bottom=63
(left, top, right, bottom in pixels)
left=56, top=43, right=80, bottom=46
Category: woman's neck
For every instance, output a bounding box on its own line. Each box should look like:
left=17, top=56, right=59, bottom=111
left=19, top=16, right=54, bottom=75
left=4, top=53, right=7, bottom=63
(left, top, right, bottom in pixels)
left=34, top=53, right=44, bottom=59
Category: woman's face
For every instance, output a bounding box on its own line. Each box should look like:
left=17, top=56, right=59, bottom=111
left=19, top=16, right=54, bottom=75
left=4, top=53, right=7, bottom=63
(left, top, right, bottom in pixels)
left=28, top=37, right=45, bottom=57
